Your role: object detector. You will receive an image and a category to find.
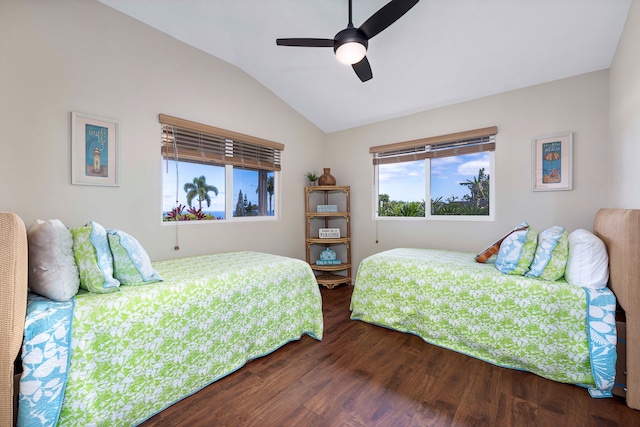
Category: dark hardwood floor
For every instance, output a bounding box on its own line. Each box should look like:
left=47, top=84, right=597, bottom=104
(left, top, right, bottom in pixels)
left=141, top=285, right=640, bottom=427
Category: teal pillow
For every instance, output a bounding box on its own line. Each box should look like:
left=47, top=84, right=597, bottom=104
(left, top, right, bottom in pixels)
left=107, top=229, right=163, bottom=286
left=525, top=226, right=568, bottom=281
left=495, top=223, right=538, bottom=275
left=70, top=222, right=120, bottom=293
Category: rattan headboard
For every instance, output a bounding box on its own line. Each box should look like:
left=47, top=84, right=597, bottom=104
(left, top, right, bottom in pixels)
left=594, top=208, right=640, bottom=410
left=0, top=212, right=28, bottom=426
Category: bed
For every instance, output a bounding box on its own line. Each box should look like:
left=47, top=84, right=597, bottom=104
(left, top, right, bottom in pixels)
left=350, top=208, right=640, bottom=410
left=0, top=214, right=323, bottom=427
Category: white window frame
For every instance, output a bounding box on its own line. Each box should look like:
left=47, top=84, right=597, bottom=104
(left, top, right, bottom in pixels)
left=159, top=114, right=282, bottom=224
left=161, top=161, right=281, bottom=225
left=371, top=127, right=496, bottom=222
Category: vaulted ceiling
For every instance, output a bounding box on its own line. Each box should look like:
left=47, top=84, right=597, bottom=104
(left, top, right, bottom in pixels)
left=98, top=0, right=631, bottom=133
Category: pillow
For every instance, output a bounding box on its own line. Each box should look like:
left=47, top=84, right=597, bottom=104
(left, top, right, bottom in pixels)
left=70, top=221, right=120, bottom=293
left=475, top=224, right=529, bottom=263
left=107, top=229, right=163, bottom=286
left=525, top=226, right=569, bottom=281
left=565, top=229, right=609, bottom=289
left=27, top=219, right=80, bottom=301
left=494, top=223, right=538, bottom=275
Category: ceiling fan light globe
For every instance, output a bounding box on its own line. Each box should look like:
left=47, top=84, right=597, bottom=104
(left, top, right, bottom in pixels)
left=335, top=42, right=367, bottom=65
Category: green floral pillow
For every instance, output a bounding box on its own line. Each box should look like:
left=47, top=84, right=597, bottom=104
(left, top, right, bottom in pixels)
left=525, top=226, right=569, bottom=281
left=495, top=223, right=538, bottom=275
left=70, top=222, right=120, bottom=293
left=107, top=229, right=163, bottom=286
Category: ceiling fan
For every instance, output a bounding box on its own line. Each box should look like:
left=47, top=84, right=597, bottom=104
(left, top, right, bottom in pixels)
left=276, top=0, right=419, bottom=82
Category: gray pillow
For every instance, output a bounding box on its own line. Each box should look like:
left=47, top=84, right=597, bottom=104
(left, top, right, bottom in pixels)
left=27, top=219, right=80, bottom=301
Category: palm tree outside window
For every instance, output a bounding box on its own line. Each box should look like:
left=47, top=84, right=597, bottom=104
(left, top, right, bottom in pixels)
left=160, top=114, right=282, bottom=222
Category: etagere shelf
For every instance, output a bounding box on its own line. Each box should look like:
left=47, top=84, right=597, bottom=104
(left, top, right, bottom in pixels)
left=305, top=185, right=351, bottom=288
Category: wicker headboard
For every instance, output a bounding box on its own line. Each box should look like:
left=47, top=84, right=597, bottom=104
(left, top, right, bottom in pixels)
left=0, top=212, right=28, bottom=426
left=594, top=208, right=640, bottom=410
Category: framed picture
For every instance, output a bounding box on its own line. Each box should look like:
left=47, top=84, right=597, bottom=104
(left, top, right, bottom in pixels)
left=531, top=132, right=572, bottom=192
left=71, top=111, right=119, bottom=186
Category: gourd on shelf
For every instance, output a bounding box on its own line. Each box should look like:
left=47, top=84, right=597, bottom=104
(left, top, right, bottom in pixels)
left=317, top=168, right=336, bottom=186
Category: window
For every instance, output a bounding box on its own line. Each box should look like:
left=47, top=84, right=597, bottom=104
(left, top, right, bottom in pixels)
left=160, top=114, right=282, bottom=222
left=371, top=127, right=496, bottom=220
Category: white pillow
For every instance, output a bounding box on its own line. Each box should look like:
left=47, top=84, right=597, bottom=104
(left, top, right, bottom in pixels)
left=565, top=229, right=609, bottom=289
left=27, top=219, right=80, bottom=301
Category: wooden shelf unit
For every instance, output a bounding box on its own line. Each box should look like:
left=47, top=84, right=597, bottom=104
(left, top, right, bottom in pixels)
left=305, top=185, right=351, bottom=288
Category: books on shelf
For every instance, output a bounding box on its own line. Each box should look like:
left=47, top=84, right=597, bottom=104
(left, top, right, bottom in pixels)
left=315, top=259, right=342, bottom=265
left=317, top=204, right=338, bottom=212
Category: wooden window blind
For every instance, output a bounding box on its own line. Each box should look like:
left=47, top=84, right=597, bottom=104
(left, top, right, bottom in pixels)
left=159, top=114, right=284, bottom=171
left=370, top=126, right=497, bottom=165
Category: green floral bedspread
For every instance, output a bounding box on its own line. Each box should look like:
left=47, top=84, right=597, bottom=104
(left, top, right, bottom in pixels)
left=58, top=251, right=323, bottom=426
left=350, top=248, right=615, bottom=391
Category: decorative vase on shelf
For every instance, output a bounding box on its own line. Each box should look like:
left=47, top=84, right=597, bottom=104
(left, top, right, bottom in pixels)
left=320, top=247, right=337, bottom=261
left=318, top=168, right=336, bottom=186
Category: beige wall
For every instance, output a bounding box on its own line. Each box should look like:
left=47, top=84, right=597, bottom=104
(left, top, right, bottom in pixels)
left=325, top=71, right=611, bottom=269
left=0, top=0, right=325, bottom=261
left=1, top=1, right=631, bottom=271
left=610, top=0, right=640, bottom=208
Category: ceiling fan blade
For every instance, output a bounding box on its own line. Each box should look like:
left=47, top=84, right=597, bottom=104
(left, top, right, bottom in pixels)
left=359, top=0, right=419, bottom=40
left=352, top=56, right=373, bottom=82
left=276, top=38, right=334, bottom=47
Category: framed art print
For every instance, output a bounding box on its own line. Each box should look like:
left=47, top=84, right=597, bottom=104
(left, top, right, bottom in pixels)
left=531, top=132, right=572, bottom=192
left=71, top=111, right=119, bottom=186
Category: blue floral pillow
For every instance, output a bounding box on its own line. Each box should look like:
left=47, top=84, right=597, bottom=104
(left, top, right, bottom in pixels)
left=525, top=226, right=569, bottom=281
left=107, top=229, right=163, bottom=286
left=495, top=223, right=538, bottom=275
left=70, top=222, right=120, bottom=293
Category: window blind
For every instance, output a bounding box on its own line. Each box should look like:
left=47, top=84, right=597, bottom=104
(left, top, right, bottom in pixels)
left=159, top=114, right=283, bottom=171
left=370, top=126, right=497, bottom=165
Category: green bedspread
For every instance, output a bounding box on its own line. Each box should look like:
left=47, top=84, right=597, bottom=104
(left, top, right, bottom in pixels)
left=58, top=251, right=323, bottom=426
left=350, top=248, right=615, bottom=391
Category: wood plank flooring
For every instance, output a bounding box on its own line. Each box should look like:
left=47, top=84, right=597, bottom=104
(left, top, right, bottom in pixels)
left=140, top=285, right=640, bottom=427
